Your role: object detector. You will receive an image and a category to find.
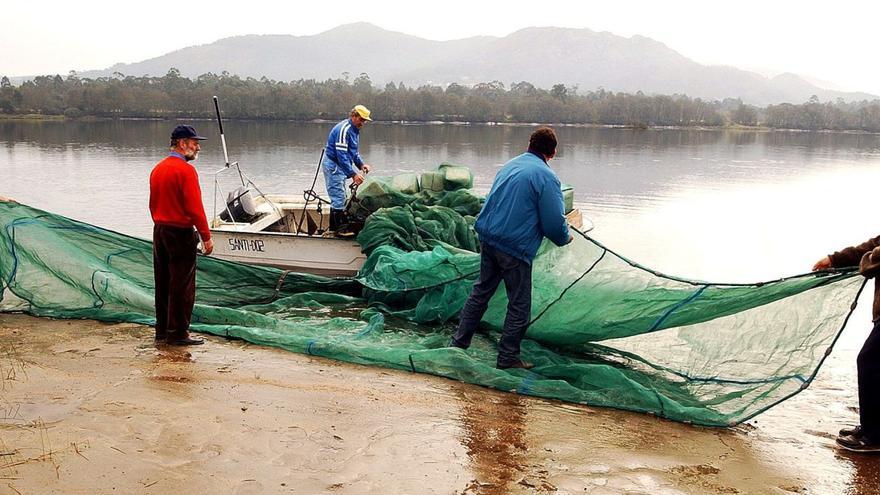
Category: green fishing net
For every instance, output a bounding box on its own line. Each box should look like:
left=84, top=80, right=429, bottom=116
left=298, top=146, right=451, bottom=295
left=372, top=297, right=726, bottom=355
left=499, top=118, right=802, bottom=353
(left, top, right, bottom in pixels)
left=0, top=187, right=865, bottom=426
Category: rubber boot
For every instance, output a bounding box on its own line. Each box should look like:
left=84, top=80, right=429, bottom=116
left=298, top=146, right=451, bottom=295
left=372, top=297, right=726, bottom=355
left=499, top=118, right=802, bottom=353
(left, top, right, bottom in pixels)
left=328, top=208, right=340, bottom=233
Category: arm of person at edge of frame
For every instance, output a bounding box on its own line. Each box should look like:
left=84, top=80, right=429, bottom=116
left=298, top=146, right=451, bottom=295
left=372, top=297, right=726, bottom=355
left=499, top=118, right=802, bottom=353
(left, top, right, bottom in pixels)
left=812, top=255, right=833, bottom=271
left=812, top=235, right=880, bottom=278
left=0, top=196, right=16, bottom=202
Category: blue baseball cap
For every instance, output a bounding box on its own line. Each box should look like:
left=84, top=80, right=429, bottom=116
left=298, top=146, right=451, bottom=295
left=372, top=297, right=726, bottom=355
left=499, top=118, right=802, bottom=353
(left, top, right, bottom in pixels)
left=170, top=125, right=207, bottom=140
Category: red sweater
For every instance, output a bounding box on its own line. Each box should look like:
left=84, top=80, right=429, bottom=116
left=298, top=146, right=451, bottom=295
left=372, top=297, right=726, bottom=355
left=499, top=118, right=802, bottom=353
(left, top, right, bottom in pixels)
left=149, top=154, right=211, bottom=241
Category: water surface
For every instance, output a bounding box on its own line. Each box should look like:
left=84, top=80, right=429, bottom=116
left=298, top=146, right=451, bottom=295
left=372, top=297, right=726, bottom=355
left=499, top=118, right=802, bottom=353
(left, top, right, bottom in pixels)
left=4, top=120, right=878, bottom=280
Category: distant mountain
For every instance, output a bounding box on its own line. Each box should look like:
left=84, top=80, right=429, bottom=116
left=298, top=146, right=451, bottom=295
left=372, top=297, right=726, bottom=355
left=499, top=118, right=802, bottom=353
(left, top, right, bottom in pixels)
left=78, top=23, right=876, bottom=106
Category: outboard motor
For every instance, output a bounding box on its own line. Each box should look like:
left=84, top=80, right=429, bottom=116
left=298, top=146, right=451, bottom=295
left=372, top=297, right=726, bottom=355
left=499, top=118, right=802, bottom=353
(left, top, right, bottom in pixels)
left=220, top=186, right=259, bottom=223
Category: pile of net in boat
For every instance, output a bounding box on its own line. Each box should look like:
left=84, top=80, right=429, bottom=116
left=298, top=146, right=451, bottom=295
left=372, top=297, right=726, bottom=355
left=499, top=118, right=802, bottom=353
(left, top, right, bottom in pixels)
left=0, top=172, right=866, bottom=427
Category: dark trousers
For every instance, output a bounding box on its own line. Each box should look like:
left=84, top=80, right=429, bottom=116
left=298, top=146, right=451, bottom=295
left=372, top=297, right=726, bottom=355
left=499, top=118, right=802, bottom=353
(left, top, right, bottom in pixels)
left=858, top=319, right=880, bottom=437
left=153, top=224, right=197, bottom=342
left=452, top=242, right=532, bottom=366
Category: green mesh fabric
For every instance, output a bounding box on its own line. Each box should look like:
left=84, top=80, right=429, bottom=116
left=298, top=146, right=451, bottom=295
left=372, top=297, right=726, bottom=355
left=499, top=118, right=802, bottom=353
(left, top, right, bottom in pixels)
left=353, top=177, right=483, bottom=254
left=0, top=199, right=864, bottom=427
left=356, top=204, right=479, bottom=254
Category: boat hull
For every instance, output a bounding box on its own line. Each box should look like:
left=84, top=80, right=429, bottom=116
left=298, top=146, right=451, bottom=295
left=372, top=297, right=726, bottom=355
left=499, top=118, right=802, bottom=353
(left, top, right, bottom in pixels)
left=210, top=229, right=366, bottom=277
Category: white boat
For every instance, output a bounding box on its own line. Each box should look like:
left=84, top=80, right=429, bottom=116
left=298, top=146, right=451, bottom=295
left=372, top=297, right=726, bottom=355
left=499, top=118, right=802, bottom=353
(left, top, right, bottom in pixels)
left=209, top=192, right=590, bottom=277
left=209, top=193, right=366, bottom=276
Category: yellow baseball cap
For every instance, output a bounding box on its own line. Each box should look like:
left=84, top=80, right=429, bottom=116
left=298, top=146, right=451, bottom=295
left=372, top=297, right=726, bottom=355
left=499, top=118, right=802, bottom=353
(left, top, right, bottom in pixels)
left=353, top=104, right=373, bottom=121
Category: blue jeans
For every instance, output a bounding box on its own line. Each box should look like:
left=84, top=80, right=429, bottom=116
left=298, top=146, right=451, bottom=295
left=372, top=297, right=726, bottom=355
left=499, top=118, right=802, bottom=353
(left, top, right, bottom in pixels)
left=452, top=242, right=532, bottom=366
left=322, top=155, right=348, bottom=210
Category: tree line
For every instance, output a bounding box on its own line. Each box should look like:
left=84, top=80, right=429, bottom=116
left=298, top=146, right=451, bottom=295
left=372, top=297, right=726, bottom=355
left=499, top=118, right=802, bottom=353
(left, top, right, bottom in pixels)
left=1, top=70, right=879, bottom=132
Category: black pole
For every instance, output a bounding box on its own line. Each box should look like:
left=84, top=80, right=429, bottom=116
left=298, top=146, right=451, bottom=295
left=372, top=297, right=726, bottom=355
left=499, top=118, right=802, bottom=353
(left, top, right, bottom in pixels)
left=212, top=95, right=230, bottom=168
left=212, top=96, right=225, bottom=136
left=213, top=95, right=245, bottom=185
left=297, top=149, right=325, bottom=235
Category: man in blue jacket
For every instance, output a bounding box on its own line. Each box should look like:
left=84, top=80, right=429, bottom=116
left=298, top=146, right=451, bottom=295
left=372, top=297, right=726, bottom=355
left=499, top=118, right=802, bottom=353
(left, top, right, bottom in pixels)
left=323, top=105, right=373, bottom=234
left=450, top=127, right=573, bottom=369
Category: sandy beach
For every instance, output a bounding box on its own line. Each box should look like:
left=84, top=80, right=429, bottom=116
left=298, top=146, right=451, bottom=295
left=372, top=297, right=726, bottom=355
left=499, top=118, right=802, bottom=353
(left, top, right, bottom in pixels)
left=1, top=313, right=879, bottom=494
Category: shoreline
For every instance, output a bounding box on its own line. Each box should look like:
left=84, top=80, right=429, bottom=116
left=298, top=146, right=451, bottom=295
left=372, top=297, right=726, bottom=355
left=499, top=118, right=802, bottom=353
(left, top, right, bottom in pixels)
left=2, top=114, right=879, bottom=135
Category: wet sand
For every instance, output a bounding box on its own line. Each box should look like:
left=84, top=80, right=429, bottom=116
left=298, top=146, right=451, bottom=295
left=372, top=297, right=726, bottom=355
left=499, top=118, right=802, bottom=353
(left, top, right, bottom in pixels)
left=1, top=314, right=879, bottom=494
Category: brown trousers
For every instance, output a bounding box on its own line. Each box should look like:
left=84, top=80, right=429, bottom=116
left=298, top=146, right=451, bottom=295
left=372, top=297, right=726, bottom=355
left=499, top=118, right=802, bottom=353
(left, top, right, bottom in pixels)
left=152, top=224, right=197, bottom=342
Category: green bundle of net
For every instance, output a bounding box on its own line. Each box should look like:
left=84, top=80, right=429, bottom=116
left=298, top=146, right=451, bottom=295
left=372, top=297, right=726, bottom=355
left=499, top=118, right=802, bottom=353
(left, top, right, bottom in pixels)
left=0, top=179, right=865, bottom=426
left=349, top=166, right=482, bottom=254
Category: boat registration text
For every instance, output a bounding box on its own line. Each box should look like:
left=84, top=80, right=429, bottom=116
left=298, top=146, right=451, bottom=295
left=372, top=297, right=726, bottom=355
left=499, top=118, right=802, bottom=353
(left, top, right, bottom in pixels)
left=228, top=237, right=266, bottom=252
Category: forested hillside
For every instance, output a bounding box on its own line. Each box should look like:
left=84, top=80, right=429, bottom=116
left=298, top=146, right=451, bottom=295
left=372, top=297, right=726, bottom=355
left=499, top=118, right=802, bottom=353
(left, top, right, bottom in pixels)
left=2, top=71, right=879, bottom=132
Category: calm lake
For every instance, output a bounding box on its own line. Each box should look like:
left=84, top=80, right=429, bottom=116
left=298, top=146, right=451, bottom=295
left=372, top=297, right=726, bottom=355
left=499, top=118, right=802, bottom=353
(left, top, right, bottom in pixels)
left=3, top=120, right=879, bottom=280
left=3, top=119, right=880, bottom=489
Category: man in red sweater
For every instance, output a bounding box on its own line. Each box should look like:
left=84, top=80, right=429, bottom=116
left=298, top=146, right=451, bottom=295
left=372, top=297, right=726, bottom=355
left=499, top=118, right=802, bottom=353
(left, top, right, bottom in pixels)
left=149, top=125, right=214, bottom=346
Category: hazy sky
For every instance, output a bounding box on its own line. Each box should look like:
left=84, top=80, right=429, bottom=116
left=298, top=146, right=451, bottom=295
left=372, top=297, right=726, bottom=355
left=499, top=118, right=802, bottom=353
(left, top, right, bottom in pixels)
left=3, top=0, right=878, bottom=94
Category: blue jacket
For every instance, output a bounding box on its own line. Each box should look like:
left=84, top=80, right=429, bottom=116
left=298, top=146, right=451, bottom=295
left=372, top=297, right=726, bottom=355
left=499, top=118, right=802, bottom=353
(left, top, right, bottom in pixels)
left=324, top=119, right=365, bottom=178
left=475, top=151, right=570, bottom=263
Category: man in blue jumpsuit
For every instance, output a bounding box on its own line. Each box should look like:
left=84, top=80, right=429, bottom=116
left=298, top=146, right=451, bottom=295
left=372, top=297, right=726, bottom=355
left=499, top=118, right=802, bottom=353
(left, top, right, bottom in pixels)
left=323, top=105, right=372, bottom=234
left=450, top=127, right=573, bottom=369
